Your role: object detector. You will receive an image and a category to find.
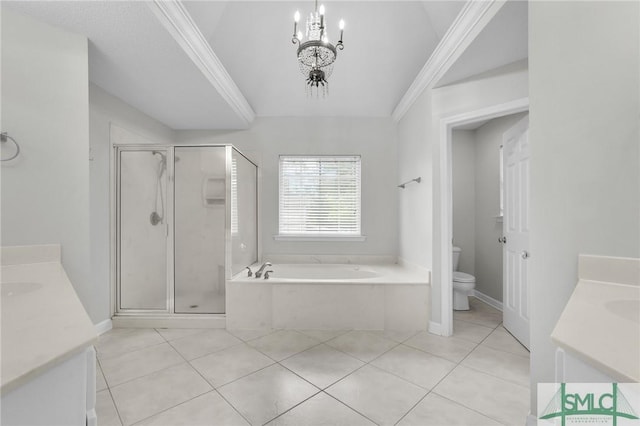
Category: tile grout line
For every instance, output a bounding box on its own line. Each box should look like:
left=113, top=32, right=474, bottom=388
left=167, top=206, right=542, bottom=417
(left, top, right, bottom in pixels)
left=392, top=327, right=489, bottom=425
left=263, top=330, right=405, bottom=425
left=127, top=390, right=221, bottom=426
left=393, top=303, right=516, bottom=425
left=96, top=333, right=167, bottom=362
left=458, top=320, right=531, bottom=388
left=404, top=317, right=525, bottom=425
left=320, top=332, right=414, bottom=425
left=321, top=390, right=381, bottom=426
left=100, top=329, right=224, bottom=425
left=429, top=391, right=511, bottom=426
left=100, top=343, right=185, bottom=389
left=163, top=332, right=255, bottom=426
left=322, top=330, right=404, bottom=364
left=101, top=310, right=527, bottom=426
left=109, top=328, right=215, bottom=426
left=260, top=389, right=324, bottom=425
left=97, top=356, right=126, bottom=426
left=264, top=362, right=380, bottom=426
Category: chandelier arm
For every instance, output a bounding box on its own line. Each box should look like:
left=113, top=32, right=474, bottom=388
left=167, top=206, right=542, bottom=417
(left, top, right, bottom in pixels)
left=291, top=1, right=344, bottom=97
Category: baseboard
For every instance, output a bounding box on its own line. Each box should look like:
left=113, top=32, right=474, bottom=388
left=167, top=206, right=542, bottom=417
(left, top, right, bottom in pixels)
left=111, top=315, right=226, bottom=329
left=428, top=321, right=443, bottom=336
left=94, top=319, right=113, bottom=335
left=472, top=289, right=503, bottom=312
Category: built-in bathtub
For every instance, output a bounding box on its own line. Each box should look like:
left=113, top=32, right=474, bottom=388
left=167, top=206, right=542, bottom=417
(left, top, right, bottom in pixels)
left=226, top=263, right=430, bottom=330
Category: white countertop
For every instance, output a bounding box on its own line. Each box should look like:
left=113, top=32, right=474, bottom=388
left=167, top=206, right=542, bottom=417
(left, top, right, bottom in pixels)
left=1, top=246, right=97, bottom=394
left=551, top=255, right=640, bottom=382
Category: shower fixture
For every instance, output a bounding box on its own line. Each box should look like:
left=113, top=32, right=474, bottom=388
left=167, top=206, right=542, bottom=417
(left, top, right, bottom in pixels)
left=150, top=151, right=166, bottom=226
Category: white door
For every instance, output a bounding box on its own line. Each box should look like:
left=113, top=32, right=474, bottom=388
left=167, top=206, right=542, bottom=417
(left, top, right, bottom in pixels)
left=502, top=115, right=530, bottom=349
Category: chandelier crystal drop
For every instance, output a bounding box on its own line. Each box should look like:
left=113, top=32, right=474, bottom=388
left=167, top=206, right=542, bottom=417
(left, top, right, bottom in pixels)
left=291, top=1, right=344, bottom=97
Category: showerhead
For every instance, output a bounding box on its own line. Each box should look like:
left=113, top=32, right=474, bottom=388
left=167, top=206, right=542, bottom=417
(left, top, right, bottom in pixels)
left=152, top=151, right=179, bottom=163
left=152, top=151, right=166, bottom=160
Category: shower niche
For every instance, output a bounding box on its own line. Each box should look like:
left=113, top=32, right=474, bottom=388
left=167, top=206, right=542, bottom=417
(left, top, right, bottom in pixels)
left=114, top=145, right=257, bottom=320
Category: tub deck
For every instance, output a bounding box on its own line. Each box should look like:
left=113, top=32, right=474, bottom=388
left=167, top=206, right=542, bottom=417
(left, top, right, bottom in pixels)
left=227, top=263, right=430, bottom=330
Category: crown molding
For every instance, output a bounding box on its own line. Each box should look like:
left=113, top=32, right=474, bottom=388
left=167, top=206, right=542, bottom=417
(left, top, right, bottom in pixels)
left=392, top=0, right=506, bottom=123
left=148, top=0, right=255, bottom=126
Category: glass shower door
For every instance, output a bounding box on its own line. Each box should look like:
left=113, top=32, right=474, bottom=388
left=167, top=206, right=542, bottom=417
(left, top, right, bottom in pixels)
left=231, top=149, right=258, bottom=275
left=118, top=150, right=169, bottom=311
left=174, top=146, right=227, bottom=314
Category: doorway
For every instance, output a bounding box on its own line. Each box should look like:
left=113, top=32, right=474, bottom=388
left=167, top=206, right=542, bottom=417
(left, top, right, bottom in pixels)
left=438, top=98, right=529, bottom=339
left=450, top=112, right=530, bottom=347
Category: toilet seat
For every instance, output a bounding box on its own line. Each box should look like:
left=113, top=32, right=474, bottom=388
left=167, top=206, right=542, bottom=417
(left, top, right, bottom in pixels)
left=453, top=271, right=475, bottom=283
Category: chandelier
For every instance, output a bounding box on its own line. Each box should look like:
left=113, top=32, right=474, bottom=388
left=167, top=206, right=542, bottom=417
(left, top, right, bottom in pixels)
left=291, top=1, right=344, bottom=96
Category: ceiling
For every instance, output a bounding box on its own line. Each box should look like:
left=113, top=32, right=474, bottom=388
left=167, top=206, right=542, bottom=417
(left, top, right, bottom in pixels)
left=2, top=1, right=527, bottom=130
left=435, top=0, right=528, bottom=87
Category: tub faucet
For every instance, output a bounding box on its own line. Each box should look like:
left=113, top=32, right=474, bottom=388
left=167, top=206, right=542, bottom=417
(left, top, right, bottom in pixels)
left=254, top=262, right=272, bottom=278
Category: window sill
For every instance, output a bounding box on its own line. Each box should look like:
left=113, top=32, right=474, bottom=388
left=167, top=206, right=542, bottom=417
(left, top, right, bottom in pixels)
left=273, top=235, right=367, bottom=242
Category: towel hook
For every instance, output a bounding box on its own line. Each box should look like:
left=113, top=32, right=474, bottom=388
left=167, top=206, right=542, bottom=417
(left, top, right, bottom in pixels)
left=1, top=132, right=20, bottom=162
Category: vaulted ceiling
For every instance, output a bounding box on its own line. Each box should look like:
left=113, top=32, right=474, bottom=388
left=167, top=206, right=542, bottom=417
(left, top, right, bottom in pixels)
left=3, top=1, right=527, bottom=130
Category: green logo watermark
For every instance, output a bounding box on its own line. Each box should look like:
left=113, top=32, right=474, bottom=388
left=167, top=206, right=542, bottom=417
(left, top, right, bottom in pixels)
left=539, top=383, right=640, bottom=425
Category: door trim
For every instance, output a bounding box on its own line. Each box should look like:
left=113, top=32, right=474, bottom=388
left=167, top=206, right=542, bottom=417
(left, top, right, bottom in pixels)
left=437, top=98, right=529, bottom=336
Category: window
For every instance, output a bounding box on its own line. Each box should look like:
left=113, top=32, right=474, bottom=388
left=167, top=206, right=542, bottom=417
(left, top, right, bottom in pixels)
left=279, top=155, right=362, bottom=238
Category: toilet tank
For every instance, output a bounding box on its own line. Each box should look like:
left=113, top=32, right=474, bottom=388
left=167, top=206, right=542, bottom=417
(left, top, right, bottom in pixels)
left=452, top=246, right=461, bottom=271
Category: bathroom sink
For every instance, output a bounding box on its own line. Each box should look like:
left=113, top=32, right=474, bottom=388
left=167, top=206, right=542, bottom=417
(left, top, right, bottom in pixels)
left=1, top=282, right=43, bottom=298
left=604, top=299, right=640, bottom=323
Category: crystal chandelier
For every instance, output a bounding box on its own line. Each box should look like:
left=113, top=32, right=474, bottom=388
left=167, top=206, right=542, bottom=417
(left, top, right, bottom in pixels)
left=291, top=1, right=344, bottom=96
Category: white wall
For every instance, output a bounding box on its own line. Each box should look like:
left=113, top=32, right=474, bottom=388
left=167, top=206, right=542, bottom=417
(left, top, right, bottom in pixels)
left=397, top=90, right=434, bottom=271
left=89, top=84, right=174, bottom=321
left=177, top=117, right=398, bottom=258
left=473, top=112, right=527, bottom=302
left=529, top=0, right=639, bottom=413
left=451, top=130, right=475, bottom=275
left=397, top=61, right=528, bottom=326
left=1, top=9, right=94, bottom=318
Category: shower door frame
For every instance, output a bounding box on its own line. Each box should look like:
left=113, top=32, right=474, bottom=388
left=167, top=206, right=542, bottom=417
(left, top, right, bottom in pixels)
left=112, top=144, right=256, bottom=319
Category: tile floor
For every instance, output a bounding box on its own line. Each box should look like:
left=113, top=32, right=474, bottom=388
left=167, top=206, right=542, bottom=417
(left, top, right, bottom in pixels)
left=95, top=298, right=530, bottom=426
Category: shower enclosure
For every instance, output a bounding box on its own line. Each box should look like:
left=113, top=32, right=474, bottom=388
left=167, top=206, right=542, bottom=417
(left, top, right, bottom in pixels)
left=114, top=145, right=257, bottom=319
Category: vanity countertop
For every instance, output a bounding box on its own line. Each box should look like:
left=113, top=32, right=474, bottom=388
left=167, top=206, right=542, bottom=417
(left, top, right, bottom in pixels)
left=1, top=245, right=97, bottom=394
left=551, top=255, right=640, bottom=382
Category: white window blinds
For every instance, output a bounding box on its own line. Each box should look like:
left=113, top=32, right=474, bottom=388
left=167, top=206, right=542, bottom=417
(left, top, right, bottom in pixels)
left=279, top=156, right=361, bottom=235
left=231, top=157, right=238, bottom=234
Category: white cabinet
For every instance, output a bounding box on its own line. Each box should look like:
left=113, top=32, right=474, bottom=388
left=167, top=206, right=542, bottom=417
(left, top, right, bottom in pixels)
left=1, top=347, right=96, bottom=426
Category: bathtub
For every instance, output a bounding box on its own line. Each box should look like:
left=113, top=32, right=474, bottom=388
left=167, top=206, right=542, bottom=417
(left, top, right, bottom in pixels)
left=257, top=264, right=381, bottom=281
left=226, top=263, right=430, bottom=331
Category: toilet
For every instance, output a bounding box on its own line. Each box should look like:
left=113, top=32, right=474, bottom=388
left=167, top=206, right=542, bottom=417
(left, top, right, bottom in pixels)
left=452, top=246, right=476, bottom=311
